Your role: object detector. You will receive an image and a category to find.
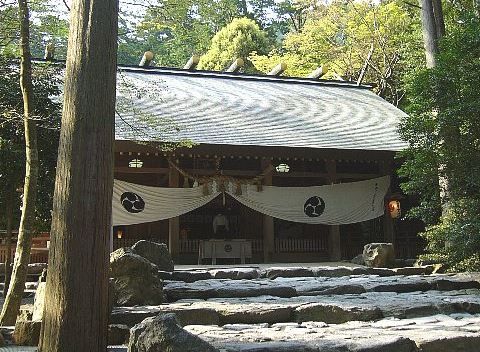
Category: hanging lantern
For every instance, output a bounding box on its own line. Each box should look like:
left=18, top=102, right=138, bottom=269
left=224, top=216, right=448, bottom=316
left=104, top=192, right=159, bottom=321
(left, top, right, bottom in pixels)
left=275, top=163, right=290, bottom=173
left=128, top=159, right=143, bottom=168
left=388, top=200, right=401, bottom=219
left=116, top=229, right=123, bottom=239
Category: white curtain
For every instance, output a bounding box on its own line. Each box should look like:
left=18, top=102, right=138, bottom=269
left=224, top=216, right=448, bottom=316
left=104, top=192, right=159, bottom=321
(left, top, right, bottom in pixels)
left=227, top=176, right=390, bottom=225
left=112, top=176, right=389, bottom=226
left=112, top=180, right=220, bottom=226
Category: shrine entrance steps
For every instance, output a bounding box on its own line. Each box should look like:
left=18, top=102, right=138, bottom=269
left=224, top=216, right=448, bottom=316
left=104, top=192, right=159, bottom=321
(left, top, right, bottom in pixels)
left=110, top=264, right=480, bottom=351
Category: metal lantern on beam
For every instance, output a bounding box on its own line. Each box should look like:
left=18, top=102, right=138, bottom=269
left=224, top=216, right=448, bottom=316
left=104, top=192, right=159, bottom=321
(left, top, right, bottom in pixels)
left=388, top=200, right=401, bottom=219
left=275, top=163, right=290, bottom=173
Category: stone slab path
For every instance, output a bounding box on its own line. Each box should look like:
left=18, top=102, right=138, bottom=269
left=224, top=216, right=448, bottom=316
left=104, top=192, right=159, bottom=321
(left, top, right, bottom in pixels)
left=187, top=313, right=480, bottom=351
left=5, top=265, right=480, bottom=351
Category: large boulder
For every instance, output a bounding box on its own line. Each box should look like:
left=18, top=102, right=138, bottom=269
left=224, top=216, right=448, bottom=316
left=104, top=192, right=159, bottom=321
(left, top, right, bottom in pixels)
left=128, top=313, right=218, bottom=352
left=363, top=243, right=395, bottom=268
left=110, top=247, right=163, bottom=306
left=132, top=240, right=174, bottom=272
left=351, top=254, right=365, bottom=266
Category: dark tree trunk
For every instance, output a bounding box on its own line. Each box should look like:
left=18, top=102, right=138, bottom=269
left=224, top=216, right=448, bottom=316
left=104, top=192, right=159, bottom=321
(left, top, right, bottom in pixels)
left=38, top=0, right=118, bottom=351
left=3, top=185, right=15, bottom=298
left=0, top=0, right=38, bottom=326
left=432, top=0, right=445, bottom=38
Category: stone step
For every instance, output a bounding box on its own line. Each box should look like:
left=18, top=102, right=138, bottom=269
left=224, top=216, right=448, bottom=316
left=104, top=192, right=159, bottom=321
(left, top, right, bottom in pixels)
left=160, top=265, right=439, bottom=282
left=163, top=273, right=480, bottom=301
left=111, top=289, right=480, bottom=327
left=185, top=313, right=480, bottom=352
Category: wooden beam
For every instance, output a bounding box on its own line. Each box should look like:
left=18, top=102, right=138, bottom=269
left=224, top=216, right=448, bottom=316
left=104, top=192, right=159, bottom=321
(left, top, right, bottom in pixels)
left=380, top=160, right=395, bottom=243
left=139, top=51, right=154, bottom=67
left=114, top=167, right=169, bottom=174
left=168, top=164, right=180, bottom=259
left=268, top=62, right=287, bottom=76
left=261, top=159, right=274, bottom=263
left=275, top=171, right=379, bottom=180
left=183, top=55, right=200, bottom=70
left=226, top=58, right=244, bottom=73
left=115, top=140, right=397, bottom=163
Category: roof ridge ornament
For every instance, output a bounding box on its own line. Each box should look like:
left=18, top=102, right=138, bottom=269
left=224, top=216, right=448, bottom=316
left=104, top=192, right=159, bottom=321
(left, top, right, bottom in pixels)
left=139, top=51, right=154, bottom=67
left=268, top=62, right=287, bottom=76
left=183, top=55, right=200, bottom=70
left=226, top=58, right=244, bottom=73
left=307, top=66, right=326, bottom=79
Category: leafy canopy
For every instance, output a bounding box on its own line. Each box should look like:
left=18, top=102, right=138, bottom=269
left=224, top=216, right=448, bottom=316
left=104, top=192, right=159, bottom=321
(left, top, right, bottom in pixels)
left=398, top=18, right=480, bottom=271
left=197, top=17, right=270, bottom=71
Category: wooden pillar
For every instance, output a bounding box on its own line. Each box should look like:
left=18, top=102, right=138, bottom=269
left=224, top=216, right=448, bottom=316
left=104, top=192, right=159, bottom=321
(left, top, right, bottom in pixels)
left=262, top=160, right=275, bottom=263
left=168, top=163, right=180, bottom=260
left=326, top=160, right=342, bottom=261
left=381, top=160, right=395, bottom=243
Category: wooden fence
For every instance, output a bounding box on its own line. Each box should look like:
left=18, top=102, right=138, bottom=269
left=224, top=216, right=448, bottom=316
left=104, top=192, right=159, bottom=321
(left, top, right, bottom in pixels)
left=275, top=238, right=328, bottom=253
left=0, top=245, right=48, bottom=264
left=179, top=239, right=264, bottom=254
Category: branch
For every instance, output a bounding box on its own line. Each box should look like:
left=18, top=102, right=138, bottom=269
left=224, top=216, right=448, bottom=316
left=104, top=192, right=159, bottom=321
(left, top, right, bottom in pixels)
left=403, top=1, right=422, bottom=9
left=62, top=0, right=70, bottom=11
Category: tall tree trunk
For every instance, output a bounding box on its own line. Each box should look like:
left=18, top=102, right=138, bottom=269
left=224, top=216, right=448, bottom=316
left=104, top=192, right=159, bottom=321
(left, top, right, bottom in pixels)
left=38, top=0, right=118, bottom=350
left=0, top=0, right=38, bottom=326
left=432, top=0, right=445, bottom=38
left=419, top=0, right=451, bottom=215
left=3, top=185, right=15, bottom=298
left=419, top=0, right=439, bottom=68
left=357, top=43, right=374, bottom=85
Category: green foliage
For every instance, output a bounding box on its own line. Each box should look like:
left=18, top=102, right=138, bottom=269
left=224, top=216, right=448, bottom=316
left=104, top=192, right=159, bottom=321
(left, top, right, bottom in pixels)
left=197, top=17, right=269, bottom=71
left=419, top=199, right=480, bottom=272
left=399, top=18, right=480, bottom=271
left=0, top=56, right=62, bottom=231
left=251, top=0, right=422, bottom=106
left=0, top=1, right=69, bottom=58
left=118, top=0, right=289, bottom=67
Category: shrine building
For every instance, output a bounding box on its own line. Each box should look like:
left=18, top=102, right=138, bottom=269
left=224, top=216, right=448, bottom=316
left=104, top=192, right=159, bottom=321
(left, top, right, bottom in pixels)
left=112, top=64, right=423, bottom=264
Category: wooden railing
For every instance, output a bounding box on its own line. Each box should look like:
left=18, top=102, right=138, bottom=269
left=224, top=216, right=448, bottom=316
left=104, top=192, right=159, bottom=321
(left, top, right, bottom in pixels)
left=180, top=239, right=264, bottom=254
left=275, top=238, right=327, bottom=253
left=0, top=245, right=48, bottom=264
left=180, top=239, right=199, bottom=253
left=178, top=238, right=327, bottom=254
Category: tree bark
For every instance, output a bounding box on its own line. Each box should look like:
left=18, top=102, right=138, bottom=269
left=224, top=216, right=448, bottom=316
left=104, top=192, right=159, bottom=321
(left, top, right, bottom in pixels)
left=357, top=43, right=374, bottom=85
left=38, top=0, right=118, bottom=351
left=419, top=0, right=439, bottom=68
left=419, top=0, right=451, bottom=215
left=431, top=0, right=445, bottom=38
left=3, top=185, right=15, bottom=298
left=0, top=0, right=38, bottom=326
